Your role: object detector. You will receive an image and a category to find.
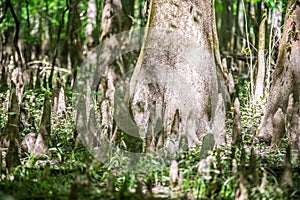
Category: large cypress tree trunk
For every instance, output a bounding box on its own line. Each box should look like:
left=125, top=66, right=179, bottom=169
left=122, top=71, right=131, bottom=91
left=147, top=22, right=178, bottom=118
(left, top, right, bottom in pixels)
left=129, top=0, right=227, bottom=152
left=258, top=0, right=300, bottom=151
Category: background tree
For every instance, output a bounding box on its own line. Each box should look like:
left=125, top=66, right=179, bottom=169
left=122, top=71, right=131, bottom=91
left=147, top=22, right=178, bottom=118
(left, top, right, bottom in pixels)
left=258, top=0, right=300, bottom=151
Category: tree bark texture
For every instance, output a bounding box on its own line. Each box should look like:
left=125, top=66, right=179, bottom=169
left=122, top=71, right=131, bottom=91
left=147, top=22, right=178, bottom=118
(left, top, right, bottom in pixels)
left=130, top=0, right=226, bottom=152
left=254, top=9, right=267, bottom=102
left=74, top=0, right=144, bottom=156
left=258, top=0, right=300, bottom=151
left=3, top=82, right=21, bottom=168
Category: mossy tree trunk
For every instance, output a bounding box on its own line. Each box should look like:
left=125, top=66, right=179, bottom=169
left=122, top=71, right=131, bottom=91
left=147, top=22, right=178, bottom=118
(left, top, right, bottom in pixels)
left=258, top=0, right=300, bottom=151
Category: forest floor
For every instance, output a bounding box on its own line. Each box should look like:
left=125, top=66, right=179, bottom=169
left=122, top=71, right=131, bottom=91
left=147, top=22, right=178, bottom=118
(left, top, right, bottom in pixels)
left=0, top=85, right=300, bottom=200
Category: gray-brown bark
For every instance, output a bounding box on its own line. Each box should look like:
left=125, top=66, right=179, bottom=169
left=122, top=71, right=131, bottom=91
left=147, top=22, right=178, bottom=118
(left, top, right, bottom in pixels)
left=86, top=0, right=97, bottom=47
left=98, top=0, right=142, bottom=151
left=130, top=0, right=227, bottom=152
left=169, top=160, right=178, bottom=187
left=52, top=78, right=66, bottom=114
left=254, top=9, right=267, bottom=102
left=34, top=92, right=52, bottom=157
left=3, top=82, right=21, bottom=168
left=65, top=0, right=83, bottom=88
left=233, top=98, right=242, bottom=145
left=90, top=0, right=124, bottom=145
left=258, top=0, right=300, bottom=151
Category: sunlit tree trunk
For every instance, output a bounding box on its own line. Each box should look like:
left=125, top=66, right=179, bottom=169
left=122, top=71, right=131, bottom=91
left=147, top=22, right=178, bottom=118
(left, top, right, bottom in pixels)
left=258, top=0, right=300, bottom=151
left=86, top=0, right=97, bottom=48
left=130, top=0, right=227, bottom=152
left=254, top=8, right=267, bottom=102
left=266, top=2, right=283, bottom=93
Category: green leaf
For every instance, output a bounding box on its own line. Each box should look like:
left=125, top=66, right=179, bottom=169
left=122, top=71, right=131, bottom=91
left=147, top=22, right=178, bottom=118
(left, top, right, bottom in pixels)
left=7, top=112, right=17, bottom=115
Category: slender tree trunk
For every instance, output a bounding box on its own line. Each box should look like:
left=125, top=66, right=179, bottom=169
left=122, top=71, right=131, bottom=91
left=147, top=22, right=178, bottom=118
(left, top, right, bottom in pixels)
left=86, top=0, right=97, bottom=48
left=66, top=0, right=83, bottom=87
left=2, top=82, right=21, bottom=168
left=254, top=8, right=267, bottom=102
left=266, top=2, right=283, bottom=93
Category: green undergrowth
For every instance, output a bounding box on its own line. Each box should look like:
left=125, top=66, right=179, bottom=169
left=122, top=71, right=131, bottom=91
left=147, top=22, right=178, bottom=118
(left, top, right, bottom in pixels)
left=0, top=86, right=300, bottom=200
left=1, top=142, right=299, bottom=199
